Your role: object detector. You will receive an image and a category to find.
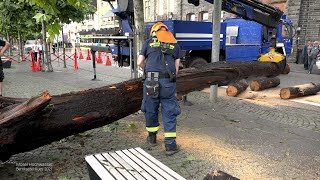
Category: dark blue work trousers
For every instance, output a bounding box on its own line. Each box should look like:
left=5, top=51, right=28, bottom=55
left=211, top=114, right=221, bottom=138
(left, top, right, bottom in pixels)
left=141, top=78, right=181, bottom=144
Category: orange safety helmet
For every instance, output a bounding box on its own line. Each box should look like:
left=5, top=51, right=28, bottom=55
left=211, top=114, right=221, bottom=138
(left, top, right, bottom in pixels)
left=150, top=22, right=177, bottom=43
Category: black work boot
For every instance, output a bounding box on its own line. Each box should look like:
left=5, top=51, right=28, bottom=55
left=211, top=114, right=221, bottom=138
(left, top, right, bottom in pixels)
left=147, top=132, right=157, bottom=146
left=165, top=142, right=179, bottom=156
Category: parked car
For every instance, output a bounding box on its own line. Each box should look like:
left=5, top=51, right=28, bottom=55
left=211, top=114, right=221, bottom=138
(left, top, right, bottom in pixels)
left=24, top=40, right=35, bottom=53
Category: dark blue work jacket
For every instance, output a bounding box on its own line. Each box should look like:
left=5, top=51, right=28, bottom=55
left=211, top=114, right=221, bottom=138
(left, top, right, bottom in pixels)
left=140, top=38, right=182, bottom=73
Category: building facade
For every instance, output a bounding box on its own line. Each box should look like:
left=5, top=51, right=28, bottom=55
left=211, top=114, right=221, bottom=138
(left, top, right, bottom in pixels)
left=143, top=0, right=289, bottom=23
left=62, top=0, right=119, bottom=44
left=286, top=0, right=320, bottom=62
left=62, top=0, right=319, bottom=60
left=144, top=0, right=229, bottom=22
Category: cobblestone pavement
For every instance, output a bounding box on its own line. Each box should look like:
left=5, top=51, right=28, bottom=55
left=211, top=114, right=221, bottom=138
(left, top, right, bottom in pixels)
left=0, top=60, right=319, bottom=180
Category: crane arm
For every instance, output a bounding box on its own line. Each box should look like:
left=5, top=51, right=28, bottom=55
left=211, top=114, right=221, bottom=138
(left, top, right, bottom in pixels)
left=188, top=0, right=283, bottom=28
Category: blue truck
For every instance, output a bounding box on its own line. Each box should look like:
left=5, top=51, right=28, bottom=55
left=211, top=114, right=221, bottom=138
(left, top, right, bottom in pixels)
left=143, top=16, right=293, bottom=67
left=104, top=0, right=294, bottom=68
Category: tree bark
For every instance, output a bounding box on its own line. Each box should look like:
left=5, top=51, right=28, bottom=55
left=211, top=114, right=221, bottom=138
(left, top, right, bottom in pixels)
left=18, top=31, right=24, bottom=61
left=42, top=16, right=53, bottom=72
left=133, top=0, right=144, bottom=78
left=6, top=32, right=12, bottom=56
left=282, top=63, right=290, bottom=74
left=280, top=83, right=320, bottom=99
left=226, top=80, right=248, bottom=97
left=250, top=77, right=280, bottom=91
left=61, top=25, right=67, bottom=68
left=0, top=61, right=282, bottom=161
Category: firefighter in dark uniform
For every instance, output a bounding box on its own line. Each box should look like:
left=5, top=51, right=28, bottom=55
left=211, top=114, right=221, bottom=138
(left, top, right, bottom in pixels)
left=138, top=22, right=182, bottom=155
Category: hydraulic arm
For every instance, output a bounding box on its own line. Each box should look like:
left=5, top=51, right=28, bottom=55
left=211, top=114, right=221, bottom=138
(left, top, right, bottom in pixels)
left=188, top=0, right=283, bottom=28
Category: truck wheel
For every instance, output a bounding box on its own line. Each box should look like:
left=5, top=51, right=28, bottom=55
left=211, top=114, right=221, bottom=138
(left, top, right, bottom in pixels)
left=189, top=57, right=207, bottom=68
left=219, top=54, right=225, bottom=61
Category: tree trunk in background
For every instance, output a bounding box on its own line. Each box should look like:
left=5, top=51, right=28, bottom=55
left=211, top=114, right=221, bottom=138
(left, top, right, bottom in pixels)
left=133, top=0, right=144, bottom=78
left=6, top=32, right=12, bottom=56
left=42, top=18, right=53, bottom=72
left=61, top=25, right=67, bottom=68
left=18, top=31, right=24, bottom=61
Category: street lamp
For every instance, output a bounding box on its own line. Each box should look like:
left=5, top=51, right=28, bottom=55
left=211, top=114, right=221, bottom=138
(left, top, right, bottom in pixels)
left=295, top=27, right=301, bottom=64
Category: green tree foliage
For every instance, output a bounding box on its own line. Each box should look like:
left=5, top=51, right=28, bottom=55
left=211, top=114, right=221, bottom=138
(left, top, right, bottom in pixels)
left=20, top=0, right=95, bottom=40
left=0, top=0, right=41, bottom=39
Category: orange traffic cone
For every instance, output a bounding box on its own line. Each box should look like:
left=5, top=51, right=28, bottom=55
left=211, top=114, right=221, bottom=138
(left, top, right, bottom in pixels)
left=97, top=52, right=103, bottom=64
left=105, top=54, right=112, bottom=66
left=79, top=48, right=84, bottom=60
left=30, top=52, right=37, bottom=72
left=74, top=50, right=78, bottom=70
left=74, top=48, right=78, bottom=59
left=86, top=49, right=91, bottom=60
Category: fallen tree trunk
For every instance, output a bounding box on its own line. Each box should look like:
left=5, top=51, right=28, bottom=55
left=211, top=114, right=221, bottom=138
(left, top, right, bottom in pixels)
left=282, top=63, right=290, bottom=74
left=226, top=80, right=248, bottom=97
left=250, top=77, right=280, bottom=91
left=0, top=61, right=281, bottom=161
left=0, top=91, right=51, bottom=125
left=280, top=83, right=320, bottom=99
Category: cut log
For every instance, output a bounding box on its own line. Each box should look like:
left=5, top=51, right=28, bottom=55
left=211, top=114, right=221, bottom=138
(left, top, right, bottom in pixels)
left=226, top=80, right=248, bottom=97
left=204, top=170, right=239, bottom=180
left=250, top=77, right=280, bottom=91
left=281, top=63, right=290, bottom=74
left=0, top=61, right=282, bottom=161
left=280, top=83, right=320, bottom=99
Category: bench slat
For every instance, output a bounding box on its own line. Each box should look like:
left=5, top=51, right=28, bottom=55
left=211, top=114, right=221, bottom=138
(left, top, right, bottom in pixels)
left=122, top=149, right=166, bottom=180
left=86, top=148, right=185, bottom=180
left=115, top=150, right=156, bottom=180
left=85, top=155, right=116, bottom=180
left=128, top=148, right=175, bottom=180
left=135, top=148, right=186, bottom=180
left=109, top=152, right=146, bottom=180
left=102, top=153, right=138, bottom=180
left=129, top=148, right=176, bottom=180
left=94, top=154, right=126, bottom=180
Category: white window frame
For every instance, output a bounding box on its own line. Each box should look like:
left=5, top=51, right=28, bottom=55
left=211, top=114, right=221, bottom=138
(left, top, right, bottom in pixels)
left=168, top=0, right=174, bottom=13
left=159, top=0, right=164, bottom=15
left=187, top=13, right=196, bottom=21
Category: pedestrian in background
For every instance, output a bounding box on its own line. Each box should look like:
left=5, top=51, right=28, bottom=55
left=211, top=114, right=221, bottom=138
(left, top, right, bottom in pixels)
left=138, top=22, right=182, bottom=155
left=308, top=41, right=320, bottom=74
left=0, top=39, right=10, bottom=96
left=32, top=40, right=39, bottom=62
left=52, top=43, right=56, bottom=54
left=301, top=40, right=313, bottom=70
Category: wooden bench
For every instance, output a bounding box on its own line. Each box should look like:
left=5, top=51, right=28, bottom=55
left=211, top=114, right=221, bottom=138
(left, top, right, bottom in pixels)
left=85, top=147, right=186, bottom=180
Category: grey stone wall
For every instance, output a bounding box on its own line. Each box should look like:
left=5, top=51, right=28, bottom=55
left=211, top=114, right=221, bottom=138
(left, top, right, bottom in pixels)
left=144, top=0, right=216, bottom=22
left=286, top=0, right=320, bottom=62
